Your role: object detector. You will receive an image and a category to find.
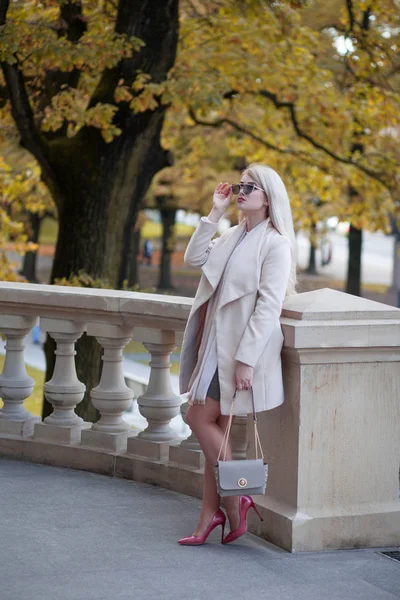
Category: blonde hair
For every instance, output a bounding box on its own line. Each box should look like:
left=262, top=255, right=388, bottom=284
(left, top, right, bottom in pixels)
left=239, top=163, right=297, bottom=296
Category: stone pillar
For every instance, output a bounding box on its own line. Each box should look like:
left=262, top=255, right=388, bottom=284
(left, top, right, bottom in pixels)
left=0, top=315, right=40, bottom=436
left=81, top=323, right=134, bottom=453
left=252, top=288, right=400, bottom=552
left=231, top=416, right=247, bottom=459
left=128, top=328, right=181, bottom=461
left=34, top=319, right=87, bottom=444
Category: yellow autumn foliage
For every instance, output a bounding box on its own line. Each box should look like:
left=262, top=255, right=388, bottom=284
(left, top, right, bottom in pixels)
left=0, top=0, right=399, bottom=284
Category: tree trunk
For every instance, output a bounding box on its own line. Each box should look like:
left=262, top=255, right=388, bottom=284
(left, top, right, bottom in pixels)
left=346, top=224, right=363, bottom=296
left=41, top=0, right=179, bottom=421
left=306, top=222, right=318, bottom=275
left=394, top=235, right=400, bottom=308
left=158, top=207, right=176, bottom=291
left=20, top=212, right=41, bottom=282
left=125, top=227, right=141, bottom=288
left=1, top=0, right=179, bottom=421
left=306, top=243, right=317, bottom=275
left=42, top=122, right=172, bottom=421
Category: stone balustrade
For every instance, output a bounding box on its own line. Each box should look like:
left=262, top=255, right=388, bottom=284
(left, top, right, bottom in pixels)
left=0, top=282, right=399, bottom=552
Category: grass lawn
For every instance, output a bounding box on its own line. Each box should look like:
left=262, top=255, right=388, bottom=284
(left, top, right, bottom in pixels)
left=125, top=339, right=181, bottom=376
left=125, top=339, right=146, bottom=354
left=39, top=217, right=194, bottom=246
left=170, top=363, right=180, bottom=376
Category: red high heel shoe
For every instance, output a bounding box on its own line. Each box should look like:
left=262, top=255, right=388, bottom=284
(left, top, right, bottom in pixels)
left=178, top=509, right=226, bottom=545
left=222, top=495, right=263, bottom=545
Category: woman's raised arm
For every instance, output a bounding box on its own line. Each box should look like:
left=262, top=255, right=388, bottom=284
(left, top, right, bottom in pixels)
left=184, top=217, right=220, bottom=267
left=184, top=182, right=232, bottom=267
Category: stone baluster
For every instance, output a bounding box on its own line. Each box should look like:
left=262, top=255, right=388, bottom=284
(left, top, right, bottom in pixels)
left=169, top=401, right=205, bottom=470
left=81, top=323, right=134, bottom=453
left=0, top=315, right=40, bottom=436
left=128, top=328, right=181, bottom=461
left=34, top=319, right=87, bottom=444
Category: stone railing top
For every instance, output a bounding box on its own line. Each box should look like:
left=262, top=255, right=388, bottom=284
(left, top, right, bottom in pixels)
left=282, top=288, right=400, bottom=322
left=0, top=282, right=193, bottom=330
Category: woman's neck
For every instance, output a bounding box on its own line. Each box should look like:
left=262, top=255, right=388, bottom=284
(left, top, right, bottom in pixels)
left=245, top=212, right=269, bottom=232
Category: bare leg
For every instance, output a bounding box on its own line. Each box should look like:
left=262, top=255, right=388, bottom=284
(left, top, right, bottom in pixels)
left=217, top=414, right=241, bottom=531
left=186, top=398, right=240, bottom=535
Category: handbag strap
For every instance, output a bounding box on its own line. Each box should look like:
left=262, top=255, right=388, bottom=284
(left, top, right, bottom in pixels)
left=216, top=387, right=264, bottom=463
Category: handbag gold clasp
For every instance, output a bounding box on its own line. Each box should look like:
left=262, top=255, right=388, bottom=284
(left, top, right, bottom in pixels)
left=238, top=478, right=247, bottom=488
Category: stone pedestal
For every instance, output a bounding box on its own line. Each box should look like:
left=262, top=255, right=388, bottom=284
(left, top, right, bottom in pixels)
left=81, top=323, right=134, bottom=453
left=128, top=328, right=181, bottom=460
left=0, top=315, right=40, bottom=436
left=168, top=444, right=205, bottom=470
left=127, top=437, right=172, bottom=461
left=34, top=319, right=87, bottom=444
left=254, top=289, right=400, bottom=552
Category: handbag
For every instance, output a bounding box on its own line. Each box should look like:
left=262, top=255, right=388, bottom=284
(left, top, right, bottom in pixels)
left=213, top=388, right=268, bottom=497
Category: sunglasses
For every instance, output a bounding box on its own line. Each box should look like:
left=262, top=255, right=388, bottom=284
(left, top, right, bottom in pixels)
left=231, top=182, right=264, bottom=196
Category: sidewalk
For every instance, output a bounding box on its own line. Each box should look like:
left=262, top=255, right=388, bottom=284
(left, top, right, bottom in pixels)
left=1, top=459, right=399, bottom=600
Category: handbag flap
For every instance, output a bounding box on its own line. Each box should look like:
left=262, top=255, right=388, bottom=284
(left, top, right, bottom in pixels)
left=217, top=459, right=266, bottom=491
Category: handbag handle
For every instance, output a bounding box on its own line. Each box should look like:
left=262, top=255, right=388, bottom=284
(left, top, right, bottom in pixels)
left=216, top=387, right=265, bottom=463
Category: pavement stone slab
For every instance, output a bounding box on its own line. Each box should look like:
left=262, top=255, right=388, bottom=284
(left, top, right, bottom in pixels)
left=0, top=459, right=399, bottom=600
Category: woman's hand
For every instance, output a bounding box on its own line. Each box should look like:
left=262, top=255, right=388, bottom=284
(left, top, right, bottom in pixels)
left=212, top=182, right=233, bottom=215
left=235, top=361, right=254, bottom=391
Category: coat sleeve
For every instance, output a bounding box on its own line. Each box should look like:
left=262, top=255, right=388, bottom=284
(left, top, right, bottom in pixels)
left=234, top=235, right=292, bottom=368
left=184, top=217, right=220, bottom=267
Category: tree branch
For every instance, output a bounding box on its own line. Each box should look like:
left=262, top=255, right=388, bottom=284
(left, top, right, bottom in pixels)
left=188, top=107, right=331, bottom=174
left=0, top=0, right=10, bottom=25
left=189, top=101, right=394, bottom=190
left=0, top=0, right=59, bottom=197
left=346, top=0, right=356, bottom=33
left=188, top=107, right=294, bottom=155
left=89, top=0, right=179, bottom=114
left=257, top=89, right=390, bottom=186
left=39, top=1, right=87, bottom=137
left=361, top=6, right=372, bottom=32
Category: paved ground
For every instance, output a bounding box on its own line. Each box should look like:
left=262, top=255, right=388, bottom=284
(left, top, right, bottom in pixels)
left=1, top=460, right=399, bottom=600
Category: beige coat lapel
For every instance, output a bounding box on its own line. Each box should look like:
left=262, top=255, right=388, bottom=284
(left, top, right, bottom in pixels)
left=189, top=222, right=245, bottom=316
left=201, top=220, right=246, bottom=290
left=202, top=218, right=270, bottom=310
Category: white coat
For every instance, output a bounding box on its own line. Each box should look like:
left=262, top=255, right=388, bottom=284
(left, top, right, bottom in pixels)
left=179, top=217, right=291, bottom=416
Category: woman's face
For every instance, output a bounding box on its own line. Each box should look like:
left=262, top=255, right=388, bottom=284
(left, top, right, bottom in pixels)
left=235, top=173, right=267, bottom=215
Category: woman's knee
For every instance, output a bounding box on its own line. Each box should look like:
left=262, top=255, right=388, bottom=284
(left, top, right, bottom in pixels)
left=186, top=400, right=220, bottom=431
left=217, top=414, right=230, bottom=432
left=185, top=406, right=197, bottom=430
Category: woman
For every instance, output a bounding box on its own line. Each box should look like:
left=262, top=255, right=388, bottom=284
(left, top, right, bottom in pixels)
left=178, top=163, right=296, bottom=545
